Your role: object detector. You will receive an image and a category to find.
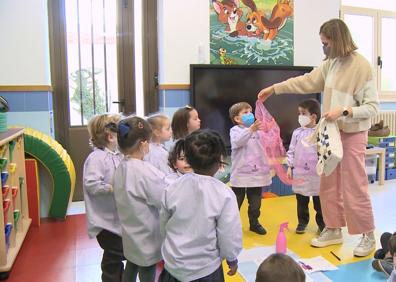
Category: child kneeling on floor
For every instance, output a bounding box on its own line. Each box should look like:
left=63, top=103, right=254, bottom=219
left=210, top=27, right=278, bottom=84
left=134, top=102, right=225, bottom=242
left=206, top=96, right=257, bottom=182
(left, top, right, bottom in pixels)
left=256, top=253, right=305, bottom=282
left=372, top=231, right=396, bottom=278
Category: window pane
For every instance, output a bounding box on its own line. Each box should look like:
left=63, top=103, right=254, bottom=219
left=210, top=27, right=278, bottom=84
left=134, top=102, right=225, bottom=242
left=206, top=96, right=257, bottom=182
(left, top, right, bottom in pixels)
left=344, top=14, right=374, bottom=66
left=92, top=0, right=108, bottom=116
left=66, top=0, right=118, bottom=126
left=66, top=0, right=83, bottom=126
left=103, top=1, right=119, bottom=114
left=134, top=0, right=144, bottom=116
left=381, top=17, right=396, bottom=91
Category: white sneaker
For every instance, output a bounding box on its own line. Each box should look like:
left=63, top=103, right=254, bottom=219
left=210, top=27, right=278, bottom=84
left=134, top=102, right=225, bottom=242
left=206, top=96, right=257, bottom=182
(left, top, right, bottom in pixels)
left=353, top=233, right=376, bottom=257
left=311, top=228, right=343, bottom=247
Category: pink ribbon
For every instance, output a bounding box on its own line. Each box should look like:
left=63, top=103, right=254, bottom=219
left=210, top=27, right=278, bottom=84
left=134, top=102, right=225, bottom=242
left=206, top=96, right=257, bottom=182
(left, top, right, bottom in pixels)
left=255, top=100, right=304, bottom=186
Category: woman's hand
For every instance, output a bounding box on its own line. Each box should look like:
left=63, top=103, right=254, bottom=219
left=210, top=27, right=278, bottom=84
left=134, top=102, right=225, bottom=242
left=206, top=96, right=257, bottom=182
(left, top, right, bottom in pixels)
left=323, top=107, right=343, bottom=121
left=257, top=86, right=274, bottom=101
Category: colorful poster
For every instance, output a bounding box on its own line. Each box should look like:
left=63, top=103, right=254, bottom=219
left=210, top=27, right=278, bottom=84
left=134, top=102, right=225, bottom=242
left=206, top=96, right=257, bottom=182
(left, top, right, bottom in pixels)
left=210, top=0, right=294, bottom=65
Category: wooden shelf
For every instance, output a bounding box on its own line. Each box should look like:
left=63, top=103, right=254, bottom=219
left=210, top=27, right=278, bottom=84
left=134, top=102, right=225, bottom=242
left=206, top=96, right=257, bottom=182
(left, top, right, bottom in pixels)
left=0, top=129, right=31, bottom=275
left=0, top=219, right=31, bottom=272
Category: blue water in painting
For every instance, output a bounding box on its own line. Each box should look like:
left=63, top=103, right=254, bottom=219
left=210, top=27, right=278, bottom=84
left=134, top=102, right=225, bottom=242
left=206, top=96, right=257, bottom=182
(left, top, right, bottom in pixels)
left=210, top=13, right=294, bottom=65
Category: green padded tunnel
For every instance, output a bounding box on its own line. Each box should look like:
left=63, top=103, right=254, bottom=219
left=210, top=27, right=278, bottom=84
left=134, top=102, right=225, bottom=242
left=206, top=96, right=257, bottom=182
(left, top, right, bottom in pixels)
left=22, top=128, right=76, bottom=219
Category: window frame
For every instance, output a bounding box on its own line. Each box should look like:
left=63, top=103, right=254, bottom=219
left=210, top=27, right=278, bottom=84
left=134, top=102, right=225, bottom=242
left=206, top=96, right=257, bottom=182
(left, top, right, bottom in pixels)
left=341, top=5, right=396, bottom=101
left=48, top=0, right=159, bottom=143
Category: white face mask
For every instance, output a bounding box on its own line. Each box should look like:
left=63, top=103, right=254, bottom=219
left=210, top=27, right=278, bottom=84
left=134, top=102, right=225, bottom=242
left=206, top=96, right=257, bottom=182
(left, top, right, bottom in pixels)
left=298, top=115, right=311, bottom=127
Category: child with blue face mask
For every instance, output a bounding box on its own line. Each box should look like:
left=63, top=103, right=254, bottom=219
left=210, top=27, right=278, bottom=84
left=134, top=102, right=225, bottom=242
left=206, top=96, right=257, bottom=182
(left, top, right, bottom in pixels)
left=228, top=102, right=271, bottom=235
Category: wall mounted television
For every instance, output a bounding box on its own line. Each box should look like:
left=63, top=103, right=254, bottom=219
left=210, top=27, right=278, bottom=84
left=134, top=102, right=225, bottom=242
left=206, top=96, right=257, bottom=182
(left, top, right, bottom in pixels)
left=191, top=64, right=321, bottom=152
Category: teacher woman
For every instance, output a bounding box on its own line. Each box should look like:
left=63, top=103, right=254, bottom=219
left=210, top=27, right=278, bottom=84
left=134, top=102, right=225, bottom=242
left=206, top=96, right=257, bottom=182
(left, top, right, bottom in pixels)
left=258, top=18, right=379, bottom=257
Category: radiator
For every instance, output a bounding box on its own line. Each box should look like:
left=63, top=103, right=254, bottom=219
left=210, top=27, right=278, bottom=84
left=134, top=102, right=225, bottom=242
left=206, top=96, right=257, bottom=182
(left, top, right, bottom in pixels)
left=371, top=111, right=396, bottom=135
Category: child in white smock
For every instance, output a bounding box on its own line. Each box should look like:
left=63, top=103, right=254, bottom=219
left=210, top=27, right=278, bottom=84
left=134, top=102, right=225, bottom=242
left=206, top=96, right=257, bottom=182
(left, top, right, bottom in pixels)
left=113, top=116, right=166, bottom=282
left=287, top=99, right=325, bottom=234
left=144, top=113, right=173, bottom=175
left=160, top=129, right=242, bottom=282
left=83, top=113, right=124, bottom=282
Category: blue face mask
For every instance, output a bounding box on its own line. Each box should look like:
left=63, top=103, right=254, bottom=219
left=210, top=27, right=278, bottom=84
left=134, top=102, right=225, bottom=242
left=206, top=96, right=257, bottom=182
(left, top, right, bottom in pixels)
left=241, top=113, right=255, bottom=127
left=322, top=45, right=330, bottom=56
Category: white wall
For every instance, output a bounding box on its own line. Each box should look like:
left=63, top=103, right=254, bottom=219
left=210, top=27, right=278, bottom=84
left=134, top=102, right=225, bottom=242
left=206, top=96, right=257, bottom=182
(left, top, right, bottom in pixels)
left=0, top=0, right=50, bottom=85
left=158, top=0, right=340, bottom=84
left=294, top=0, right=340, bottom=66
left=158, top=0, right=210, bottom=85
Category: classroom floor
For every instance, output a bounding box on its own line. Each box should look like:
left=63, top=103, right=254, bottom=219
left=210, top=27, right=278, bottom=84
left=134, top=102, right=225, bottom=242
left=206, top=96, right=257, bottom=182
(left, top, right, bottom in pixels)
left=4, top=179, right=396, bottom=282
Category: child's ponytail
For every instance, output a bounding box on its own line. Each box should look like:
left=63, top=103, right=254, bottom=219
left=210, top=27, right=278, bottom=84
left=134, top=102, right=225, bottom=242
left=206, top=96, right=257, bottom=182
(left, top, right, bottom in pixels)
left=117, top=117, right=152, bottom=154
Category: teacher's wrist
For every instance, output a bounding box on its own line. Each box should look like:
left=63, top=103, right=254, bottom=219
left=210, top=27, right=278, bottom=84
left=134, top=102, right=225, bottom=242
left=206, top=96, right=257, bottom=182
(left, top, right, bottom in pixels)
left=342, top=106, right=352, bottom=117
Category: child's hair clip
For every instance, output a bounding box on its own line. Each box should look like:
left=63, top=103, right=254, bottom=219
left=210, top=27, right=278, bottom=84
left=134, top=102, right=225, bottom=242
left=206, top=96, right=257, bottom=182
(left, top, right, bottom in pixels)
left=105, top=122, right=118, bottom=132
left=118, top=122, right=131, bottom=138
left=137, top=122, right=144, bottom=129
left=185, top=105, right=193, bottom=109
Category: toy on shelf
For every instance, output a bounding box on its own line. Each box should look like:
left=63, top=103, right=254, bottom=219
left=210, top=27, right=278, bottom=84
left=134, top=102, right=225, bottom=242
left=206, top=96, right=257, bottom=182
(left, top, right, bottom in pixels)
left=8, top=163, right=16, bottom=174
left=0, top=97, right=8, bottom=134
left=0, top=159, right=7, bottom=171
left=2, top=199, right=11, bottom=226
left=0, top=172, right=8, bottom=187
left=1, top=186, right=9, bottom=199
left=7, top=141, right=15, bottom=163
left=4, top=224, right=12, bottom=253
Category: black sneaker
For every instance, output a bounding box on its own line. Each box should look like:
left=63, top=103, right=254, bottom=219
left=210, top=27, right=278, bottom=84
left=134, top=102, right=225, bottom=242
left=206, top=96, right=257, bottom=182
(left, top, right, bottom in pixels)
left=295, top=225, right=307, bottom=234
left=250, top=223, right=267, bottom=235
left=372, top=257, right=393, bottom=276
left=374, top=249, right=387, bottom=260
left=374, top=232, right=393, bottom=259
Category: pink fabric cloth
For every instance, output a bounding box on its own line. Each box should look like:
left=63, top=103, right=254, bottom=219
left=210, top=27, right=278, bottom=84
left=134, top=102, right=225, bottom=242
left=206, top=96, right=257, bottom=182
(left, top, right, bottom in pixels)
left=319, top=130, right=375, bottom=234
left=255, top=100, right=301, bottom=185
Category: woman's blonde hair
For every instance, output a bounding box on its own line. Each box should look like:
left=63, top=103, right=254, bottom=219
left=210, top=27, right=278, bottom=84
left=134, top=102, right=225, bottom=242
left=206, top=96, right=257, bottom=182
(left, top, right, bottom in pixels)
left=87, top=113, right=121, bottom=149
left=319, top=18, right=357, bottom=59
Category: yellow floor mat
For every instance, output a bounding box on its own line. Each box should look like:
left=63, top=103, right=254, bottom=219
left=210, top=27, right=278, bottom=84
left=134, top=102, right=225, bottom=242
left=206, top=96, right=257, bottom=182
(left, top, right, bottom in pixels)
left=225, top=195, right=377, bottom=282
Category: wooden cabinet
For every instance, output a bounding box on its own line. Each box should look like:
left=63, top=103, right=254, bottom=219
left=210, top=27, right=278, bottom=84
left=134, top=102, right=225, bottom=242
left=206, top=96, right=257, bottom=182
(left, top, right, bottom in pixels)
left=0, top=128, right=31, bottom=275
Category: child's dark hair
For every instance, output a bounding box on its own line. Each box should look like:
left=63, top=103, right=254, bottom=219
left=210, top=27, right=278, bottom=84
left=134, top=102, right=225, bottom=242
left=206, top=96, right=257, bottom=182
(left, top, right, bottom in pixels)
left=117, top=116, right=152, bottom=154
left=168, top=139, right=185, bottom=172
left=184, top=129, right=226, bottom=173
left=298, top=99, right=321, bottom=122
left=171, top=106, right=196, bottom=140
left=256, top=253, right=305, bottom=282
left=388, top=232, right=396, bottom=256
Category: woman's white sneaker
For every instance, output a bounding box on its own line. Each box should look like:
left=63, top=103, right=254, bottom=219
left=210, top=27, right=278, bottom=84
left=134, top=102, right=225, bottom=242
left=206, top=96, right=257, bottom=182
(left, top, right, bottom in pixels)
left=353, top=233, right=376, bottom=257
left=311, top=228, right=343, bottom=247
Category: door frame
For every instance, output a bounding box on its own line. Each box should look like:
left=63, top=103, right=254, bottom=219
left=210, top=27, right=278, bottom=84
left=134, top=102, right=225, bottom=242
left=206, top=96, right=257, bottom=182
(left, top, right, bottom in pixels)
left=48, top=0, right=159, bottom=200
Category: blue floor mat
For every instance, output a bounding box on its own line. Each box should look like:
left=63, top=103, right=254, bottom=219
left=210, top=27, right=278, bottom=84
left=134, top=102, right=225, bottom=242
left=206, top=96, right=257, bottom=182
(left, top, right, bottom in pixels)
left=324, top=259, right=389, bottom=282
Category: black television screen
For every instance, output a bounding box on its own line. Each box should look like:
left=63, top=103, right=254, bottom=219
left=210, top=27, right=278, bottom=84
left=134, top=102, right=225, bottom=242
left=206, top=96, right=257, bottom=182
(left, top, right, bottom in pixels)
left=191, top=65, right=321, bottom=152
